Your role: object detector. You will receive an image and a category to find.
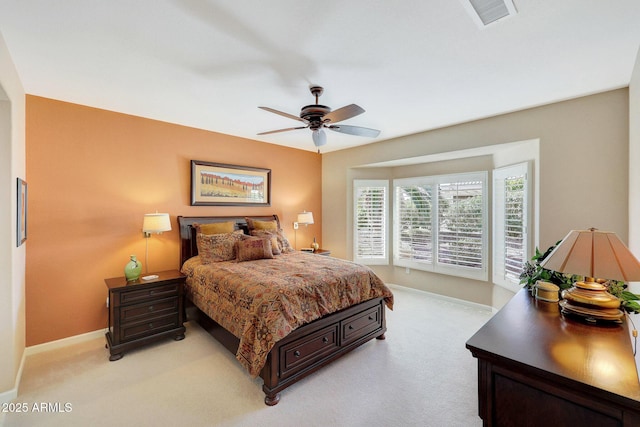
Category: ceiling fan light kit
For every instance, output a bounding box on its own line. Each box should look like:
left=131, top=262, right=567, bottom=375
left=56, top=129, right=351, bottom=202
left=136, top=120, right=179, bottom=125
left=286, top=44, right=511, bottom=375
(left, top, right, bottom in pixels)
left=312, top=129, right=326, bottom=147
left=258, top=85, right=380, bottom=151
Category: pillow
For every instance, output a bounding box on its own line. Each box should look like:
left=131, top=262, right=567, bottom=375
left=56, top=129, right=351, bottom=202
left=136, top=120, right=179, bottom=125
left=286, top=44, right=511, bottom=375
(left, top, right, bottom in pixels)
left=196, top=231, right=243, bottom=263
left=245, top=217, right=278, bottom=232
left=250, top=228, right=292, bottom=253
left=236, top=237, right=274, bottom=262
left=250, top=230, right=282, bottom=255
left=276, top=228, right=294, bottom=253
left=195, top=221, right=235, bottom=235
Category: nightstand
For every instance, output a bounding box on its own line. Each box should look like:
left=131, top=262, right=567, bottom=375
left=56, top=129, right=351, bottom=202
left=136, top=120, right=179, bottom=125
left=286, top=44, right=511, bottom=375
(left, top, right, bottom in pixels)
left=105, top=269, right=186, bottom=361
left=313, top=249, right=331, bottom=256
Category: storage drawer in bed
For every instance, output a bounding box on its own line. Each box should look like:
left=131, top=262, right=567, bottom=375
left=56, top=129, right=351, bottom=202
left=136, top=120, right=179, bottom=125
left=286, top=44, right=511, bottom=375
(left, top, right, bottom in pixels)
left=119, top=313, right=180, bottom=343
left=120, top=283, right=179, bottom=304
left=120, top=297, right=179, bottom=323
left=279, top=324, right=339, bottom=380
left=341, top=304, right=383, bottom=345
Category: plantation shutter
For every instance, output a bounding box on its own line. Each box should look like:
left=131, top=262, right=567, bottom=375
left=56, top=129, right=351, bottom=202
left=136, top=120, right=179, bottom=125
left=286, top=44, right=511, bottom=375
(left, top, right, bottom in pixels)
left=437, top=179, right=485, bottom=270
left=354, top=180, right=388, bottom=265
left=493, top=163, right=529, bottom=290
left=394, top=182, right=433, bottom=266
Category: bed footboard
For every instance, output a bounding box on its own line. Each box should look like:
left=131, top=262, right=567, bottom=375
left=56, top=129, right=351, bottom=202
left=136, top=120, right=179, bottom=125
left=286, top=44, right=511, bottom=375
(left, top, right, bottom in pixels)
left=261, top=297, right=386, bottom=405
left=190, top=297, right=386, bottom=406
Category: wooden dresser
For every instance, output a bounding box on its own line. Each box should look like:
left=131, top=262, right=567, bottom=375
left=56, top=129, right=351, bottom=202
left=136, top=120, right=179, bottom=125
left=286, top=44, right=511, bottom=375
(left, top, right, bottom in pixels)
left=466, top=289, right=640, bottom=427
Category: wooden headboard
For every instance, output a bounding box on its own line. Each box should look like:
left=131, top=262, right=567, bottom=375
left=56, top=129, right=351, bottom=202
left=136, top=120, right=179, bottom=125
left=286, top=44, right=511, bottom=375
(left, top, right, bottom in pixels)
left=177, top=215, right=280, bottom=266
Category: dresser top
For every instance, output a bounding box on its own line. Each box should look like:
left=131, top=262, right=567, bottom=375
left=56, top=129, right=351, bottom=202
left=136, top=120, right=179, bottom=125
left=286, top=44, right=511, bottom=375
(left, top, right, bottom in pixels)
left=466, top=289, right=640, bottom=405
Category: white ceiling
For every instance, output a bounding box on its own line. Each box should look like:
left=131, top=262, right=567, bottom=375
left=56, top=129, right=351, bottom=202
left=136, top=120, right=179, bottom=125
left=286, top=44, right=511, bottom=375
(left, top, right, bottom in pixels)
left=1, top=0, right=639, bottom=153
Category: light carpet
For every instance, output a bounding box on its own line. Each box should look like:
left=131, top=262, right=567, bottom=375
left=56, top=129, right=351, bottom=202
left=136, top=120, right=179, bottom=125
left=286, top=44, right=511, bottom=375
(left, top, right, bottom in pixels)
left=3, top=285, right=492, bottom=427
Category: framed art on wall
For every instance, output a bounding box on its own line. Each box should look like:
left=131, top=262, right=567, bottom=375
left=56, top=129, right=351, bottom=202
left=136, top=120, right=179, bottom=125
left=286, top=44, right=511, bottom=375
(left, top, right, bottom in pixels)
left=17, top=177, right=27, bottom=246
left=191, top=160, right=271, bottom=206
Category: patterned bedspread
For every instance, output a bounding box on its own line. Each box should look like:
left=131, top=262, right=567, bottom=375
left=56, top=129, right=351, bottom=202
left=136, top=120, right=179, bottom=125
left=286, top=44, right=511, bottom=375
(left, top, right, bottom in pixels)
left=181, top=251, right=394, bottom=377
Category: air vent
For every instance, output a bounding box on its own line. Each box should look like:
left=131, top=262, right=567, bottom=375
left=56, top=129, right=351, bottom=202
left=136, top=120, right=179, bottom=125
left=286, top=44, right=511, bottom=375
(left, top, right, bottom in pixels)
left=461, top=0, right=517, bottom=27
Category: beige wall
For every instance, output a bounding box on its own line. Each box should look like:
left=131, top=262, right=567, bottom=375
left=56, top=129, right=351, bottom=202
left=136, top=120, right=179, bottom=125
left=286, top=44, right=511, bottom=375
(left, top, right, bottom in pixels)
left=323, top=89, right=630, bottom=308
left=25, top=96, right=322, bottom=346
left=0, top=32, right=26, bottom=402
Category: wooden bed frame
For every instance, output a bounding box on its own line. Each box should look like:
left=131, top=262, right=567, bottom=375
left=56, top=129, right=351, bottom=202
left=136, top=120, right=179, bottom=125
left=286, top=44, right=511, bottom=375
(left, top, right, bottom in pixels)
left=178, top=215, right=387, bottom=406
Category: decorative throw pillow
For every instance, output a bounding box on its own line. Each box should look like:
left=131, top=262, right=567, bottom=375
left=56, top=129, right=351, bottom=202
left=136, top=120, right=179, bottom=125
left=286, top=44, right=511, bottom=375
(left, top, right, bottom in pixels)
left=276, top=228, right=294, bottom=253
left=245, top=217, right=278, bottom=232
left=195, top=221, right=235, bottom=235
left=197, top=231, right=243, bottom=263
left=250, top=230, right=282, bottom=255
left=236, top=237, right=274, bottom=262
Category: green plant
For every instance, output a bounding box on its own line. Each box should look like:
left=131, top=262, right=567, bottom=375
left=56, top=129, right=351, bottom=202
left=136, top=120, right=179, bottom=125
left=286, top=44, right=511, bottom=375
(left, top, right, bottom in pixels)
left=519, top=241, right=578, bottom=291
left=519, top=241, right=640, bottom=314
left=607, top=280, right=640, bottom=314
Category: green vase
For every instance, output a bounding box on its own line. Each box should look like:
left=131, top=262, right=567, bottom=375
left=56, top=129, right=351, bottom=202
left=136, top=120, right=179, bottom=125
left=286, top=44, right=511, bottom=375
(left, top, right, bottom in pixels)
left=124, top=255, right=142, bottom=282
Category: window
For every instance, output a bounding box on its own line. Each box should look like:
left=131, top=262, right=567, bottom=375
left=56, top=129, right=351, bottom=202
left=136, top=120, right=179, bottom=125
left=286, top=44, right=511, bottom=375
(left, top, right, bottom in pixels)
left=353, top=180, right=388, bottom=265
left=394, top=172, right=488, bottom=280
left=395, top=181, right=433, bottom=265
left=493, top=162, right=530, bottom=291
left=437, top=179, right=485, bottom=270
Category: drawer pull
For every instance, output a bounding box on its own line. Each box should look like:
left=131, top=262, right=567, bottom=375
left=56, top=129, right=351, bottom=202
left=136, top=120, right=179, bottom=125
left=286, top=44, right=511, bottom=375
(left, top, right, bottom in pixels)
left=322, top=337, right=329, bottom=343
left=294, top=351, right=301, bottom=358
left=148, top=323, right=154, bottom=329
left=148, top=306, right=154, bottom=311
left=369, top=316, right=374, bottom=320
left=348, top=325, right=354, bottom=330
left=149, top=290, right=155, bottom=295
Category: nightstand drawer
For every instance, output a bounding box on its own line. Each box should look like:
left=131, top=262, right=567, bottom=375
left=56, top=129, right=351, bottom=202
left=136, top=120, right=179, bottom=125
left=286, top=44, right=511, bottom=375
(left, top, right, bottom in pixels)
left=120, top=297, right=179, bottom=323
left=120, top=313, right=180, bottom=342
left=120, top=283, right=179, bottom=304
left=341, top=305, right=382, bottom=345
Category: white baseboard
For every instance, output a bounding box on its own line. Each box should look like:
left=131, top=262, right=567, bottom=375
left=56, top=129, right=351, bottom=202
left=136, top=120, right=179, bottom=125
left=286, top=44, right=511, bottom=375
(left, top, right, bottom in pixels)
left=0, top=347, right=24, bottom=406
left=387, top=283, right=494, bottom=313
left=25, top=329, right=106, bottom=356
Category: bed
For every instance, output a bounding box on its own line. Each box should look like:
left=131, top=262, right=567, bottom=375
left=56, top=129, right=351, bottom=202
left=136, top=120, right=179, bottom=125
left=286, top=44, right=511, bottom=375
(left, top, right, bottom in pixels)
left=178, top=215, right=394, bottom=405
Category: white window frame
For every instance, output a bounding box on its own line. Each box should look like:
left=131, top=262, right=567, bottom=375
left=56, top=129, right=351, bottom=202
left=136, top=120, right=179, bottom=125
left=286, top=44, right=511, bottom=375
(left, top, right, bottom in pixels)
left=492, top=162, right=531, bottom=292
left=393, top=172, right=488, bottom=281
left=353, top=180, right=389, bottom=265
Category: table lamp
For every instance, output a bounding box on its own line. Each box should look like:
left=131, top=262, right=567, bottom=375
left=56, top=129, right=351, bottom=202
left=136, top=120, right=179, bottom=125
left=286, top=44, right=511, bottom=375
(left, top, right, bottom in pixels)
left=142, top=212, right=172, bottom=273
left=293, top=211, right=314, bottom=249
left=540, top=228, right=640, bottom=282
left=540, top=228, right=640, bottom=323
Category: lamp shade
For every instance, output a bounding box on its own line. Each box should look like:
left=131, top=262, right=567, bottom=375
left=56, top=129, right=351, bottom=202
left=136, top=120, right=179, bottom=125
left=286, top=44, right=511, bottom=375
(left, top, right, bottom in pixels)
left=297, top=211, right=314, bottom=225
left=540, top=228, right=640, bottom=282
left=142, top=213, right=172, bottom=233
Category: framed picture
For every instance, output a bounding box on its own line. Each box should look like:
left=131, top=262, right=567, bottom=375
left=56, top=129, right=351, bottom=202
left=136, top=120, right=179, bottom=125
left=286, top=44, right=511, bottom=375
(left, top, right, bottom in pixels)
left=17, top=177, right=27, bottom=246
left=191, top=160, right=271, bottom=206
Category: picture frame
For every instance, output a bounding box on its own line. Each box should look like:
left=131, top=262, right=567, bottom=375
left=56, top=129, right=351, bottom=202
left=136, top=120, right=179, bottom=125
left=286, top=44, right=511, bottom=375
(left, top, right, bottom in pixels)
left=191, top=160, right=271, bottom=206
left=17, top=177, right=27, bottom=246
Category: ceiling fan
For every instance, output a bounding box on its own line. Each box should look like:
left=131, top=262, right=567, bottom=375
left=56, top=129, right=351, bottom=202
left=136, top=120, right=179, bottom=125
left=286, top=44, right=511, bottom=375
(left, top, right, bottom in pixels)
left=257, top=85, right=380, bottom=151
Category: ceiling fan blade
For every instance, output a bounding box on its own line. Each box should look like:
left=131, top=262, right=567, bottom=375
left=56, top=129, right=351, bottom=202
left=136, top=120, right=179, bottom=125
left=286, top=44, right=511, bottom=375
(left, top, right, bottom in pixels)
left=258, top=126, right=307, bottom=135
left=258, top=106, right=307, bottom=123
left=327, top=124, right=380, bottom=138
left=323, top=104, right=365, bottom=123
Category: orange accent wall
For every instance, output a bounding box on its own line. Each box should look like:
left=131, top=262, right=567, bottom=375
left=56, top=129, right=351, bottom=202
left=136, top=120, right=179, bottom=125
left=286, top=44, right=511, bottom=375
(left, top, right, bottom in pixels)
left=25, top=95, right=322, bottom=346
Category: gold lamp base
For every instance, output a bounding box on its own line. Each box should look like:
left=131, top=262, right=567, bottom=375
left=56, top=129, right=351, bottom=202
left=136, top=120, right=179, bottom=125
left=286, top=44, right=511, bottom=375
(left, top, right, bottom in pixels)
left=560, top=279, right=623, bottom=323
